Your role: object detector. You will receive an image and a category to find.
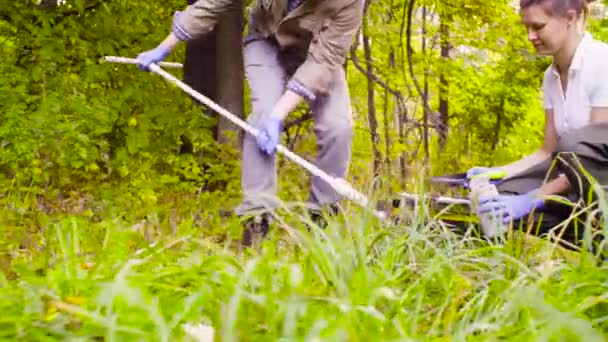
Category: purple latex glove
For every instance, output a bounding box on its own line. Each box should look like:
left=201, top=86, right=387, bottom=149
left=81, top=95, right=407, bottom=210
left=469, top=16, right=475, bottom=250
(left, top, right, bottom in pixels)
left=476, top=190, right=545, bottom=225
left=256, top=117, right=283, bottom=155
left=136, top=45, right=171, bottom=71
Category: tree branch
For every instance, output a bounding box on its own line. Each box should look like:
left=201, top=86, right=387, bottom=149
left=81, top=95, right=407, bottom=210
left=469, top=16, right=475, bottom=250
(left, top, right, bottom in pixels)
left=406, top=0, right=445, bottom=133
left=398, top=0, right=413, bottom=97
left=350, top=48, right=404, bottom=101
left=283, top=111, right=313, bottom=131
left=350, top=36, right=410, bottom=119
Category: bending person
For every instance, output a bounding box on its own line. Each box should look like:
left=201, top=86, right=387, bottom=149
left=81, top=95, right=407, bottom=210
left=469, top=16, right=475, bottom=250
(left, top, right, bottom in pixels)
left=136, top=0, right=365, bottom=246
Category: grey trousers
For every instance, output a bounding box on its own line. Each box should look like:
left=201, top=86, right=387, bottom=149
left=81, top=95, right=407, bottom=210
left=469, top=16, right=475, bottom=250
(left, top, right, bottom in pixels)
left=234, top=39, right=354, bottom=216
left=497, top=122, right=608, bottom=245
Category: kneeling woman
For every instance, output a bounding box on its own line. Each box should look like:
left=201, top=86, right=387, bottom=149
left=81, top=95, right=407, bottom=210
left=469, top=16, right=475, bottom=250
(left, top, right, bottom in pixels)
left=468, top=0, right=608, bottom=244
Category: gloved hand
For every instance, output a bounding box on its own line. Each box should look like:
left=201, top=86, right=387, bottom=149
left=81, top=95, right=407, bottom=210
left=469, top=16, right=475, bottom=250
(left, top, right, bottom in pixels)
left=256, top=117, right=283, bottom=155
left=476, top=190, right=545, bottom=225
left=136, top=45, right=171, bottom=71
left=466, top=166, right=500, bottom=179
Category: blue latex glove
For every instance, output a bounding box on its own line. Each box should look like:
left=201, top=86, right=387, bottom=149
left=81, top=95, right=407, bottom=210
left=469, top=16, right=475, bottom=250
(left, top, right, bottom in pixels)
left=476, top=190, right=545, bottom=225
left=466, top=166, right=499, bottom=179
left=136, top=46, right=171, bottom=71
left=256, top=117, right=283, bottom=155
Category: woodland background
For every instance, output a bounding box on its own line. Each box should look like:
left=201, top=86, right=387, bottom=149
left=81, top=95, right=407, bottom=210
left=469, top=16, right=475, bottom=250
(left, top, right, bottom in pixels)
left=1, top=0, right=608, bottom=340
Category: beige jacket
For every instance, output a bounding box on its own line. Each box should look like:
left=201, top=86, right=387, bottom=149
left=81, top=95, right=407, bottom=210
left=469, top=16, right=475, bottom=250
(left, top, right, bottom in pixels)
left=175, top=0, right=364, bottom=97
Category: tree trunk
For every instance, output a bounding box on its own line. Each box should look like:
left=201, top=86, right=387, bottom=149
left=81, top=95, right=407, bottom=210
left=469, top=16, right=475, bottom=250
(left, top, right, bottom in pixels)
left=215, top=2, right=245, bottom=147
left=397, top=102, right=408, bottom=187
left=362, top=13, right=381, bottom=177
left=421, top=5, right=429, bottom=161
left=383, top=49, right=396, bottom=184
left=438, top=13, right=450, bottom=150
left=183, top=3, right=218, bottom=115
left=183, top=0, right=245, bottom=150
left=182, top=30, right=216, bottom=154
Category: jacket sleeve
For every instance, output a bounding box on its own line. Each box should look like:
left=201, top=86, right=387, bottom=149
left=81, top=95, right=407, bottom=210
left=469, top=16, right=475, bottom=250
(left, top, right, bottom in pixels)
left=289, top=0, right=364, bottom=97
left=173, top=0, right=239, bottom=41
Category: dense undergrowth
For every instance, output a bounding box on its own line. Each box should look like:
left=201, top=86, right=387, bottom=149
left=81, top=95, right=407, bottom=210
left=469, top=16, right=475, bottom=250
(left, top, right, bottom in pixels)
left=3, top=1, right=608, bottom=341
left=1, top=181, right=608, bottom=341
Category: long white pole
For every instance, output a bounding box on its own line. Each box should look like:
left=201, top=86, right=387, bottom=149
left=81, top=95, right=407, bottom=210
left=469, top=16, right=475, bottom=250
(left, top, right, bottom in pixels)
left=102, top=56, right=386, bottom=220
left=103, top=56, right=184, bottom=69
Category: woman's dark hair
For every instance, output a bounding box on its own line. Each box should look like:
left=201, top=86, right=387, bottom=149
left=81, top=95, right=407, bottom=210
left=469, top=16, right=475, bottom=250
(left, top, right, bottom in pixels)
left=520, top=0, right=596, bottom=17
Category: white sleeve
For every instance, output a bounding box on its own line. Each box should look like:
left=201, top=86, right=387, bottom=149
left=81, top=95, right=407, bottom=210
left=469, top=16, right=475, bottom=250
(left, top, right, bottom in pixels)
left=542, top=68, right=553, bottom=110
left=591, top=57, right=608, bottom=107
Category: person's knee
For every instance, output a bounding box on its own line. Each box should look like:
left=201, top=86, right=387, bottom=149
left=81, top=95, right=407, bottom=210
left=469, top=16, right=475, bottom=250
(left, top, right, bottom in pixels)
left=552, top=130, right=589, bottom=174
left=555, top=130, right=584, bottom=154
left=552, top=127, right=605, bottom=177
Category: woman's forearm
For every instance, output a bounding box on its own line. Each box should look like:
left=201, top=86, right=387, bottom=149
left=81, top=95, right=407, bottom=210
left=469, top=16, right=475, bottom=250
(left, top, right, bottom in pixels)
left=500, top=148, right=552, bottom=178
left=538, top=174, right=571, bottom=196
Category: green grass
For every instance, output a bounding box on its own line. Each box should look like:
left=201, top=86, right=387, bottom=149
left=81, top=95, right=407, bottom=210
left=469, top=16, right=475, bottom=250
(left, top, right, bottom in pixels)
left=1, top=184, right=608, bottom=341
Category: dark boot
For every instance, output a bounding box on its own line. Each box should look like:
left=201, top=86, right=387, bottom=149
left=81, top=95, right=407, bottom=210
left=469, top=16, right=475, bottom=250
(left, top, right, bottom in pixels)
left=242, top=213, right=271, bottom=247
left=307, top=204, right=340, bottom=230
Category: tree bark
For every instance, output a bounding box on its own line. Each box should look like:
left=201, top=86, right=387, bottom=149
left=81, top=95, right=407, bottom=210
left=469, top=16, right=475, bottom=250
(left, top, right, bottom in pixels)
left=183, top=10, right=218, bottom=115
left=215, top=3, right=245, bottom=147
left=438, top=12, right=451, bottom=150
left=182, top=29, right=216, bottom=154
left=421, top=5, right=429, bottom=161
left=183, top=0, right=245, bottom=150
left=362, top=8, right=382, bottom=177
left=383, top=49, right=396, bottom=183
left=398, top=104, right=408, bottom=186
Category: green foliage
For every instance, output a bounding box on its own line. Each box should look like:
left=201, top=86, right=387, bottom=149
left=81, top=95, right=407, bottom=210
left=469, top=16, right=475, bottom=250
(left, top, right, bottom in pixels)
left=343, top=0, right=550, bottom=183
left=1, top=194, right=608, bottom=340
left=2, top=1, right=608, bottom=340
left=0, top=0, right=240, bottom=205
left=2, top=0, right=605, bottom=200
left=589, top=1, right=608, bottom=41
